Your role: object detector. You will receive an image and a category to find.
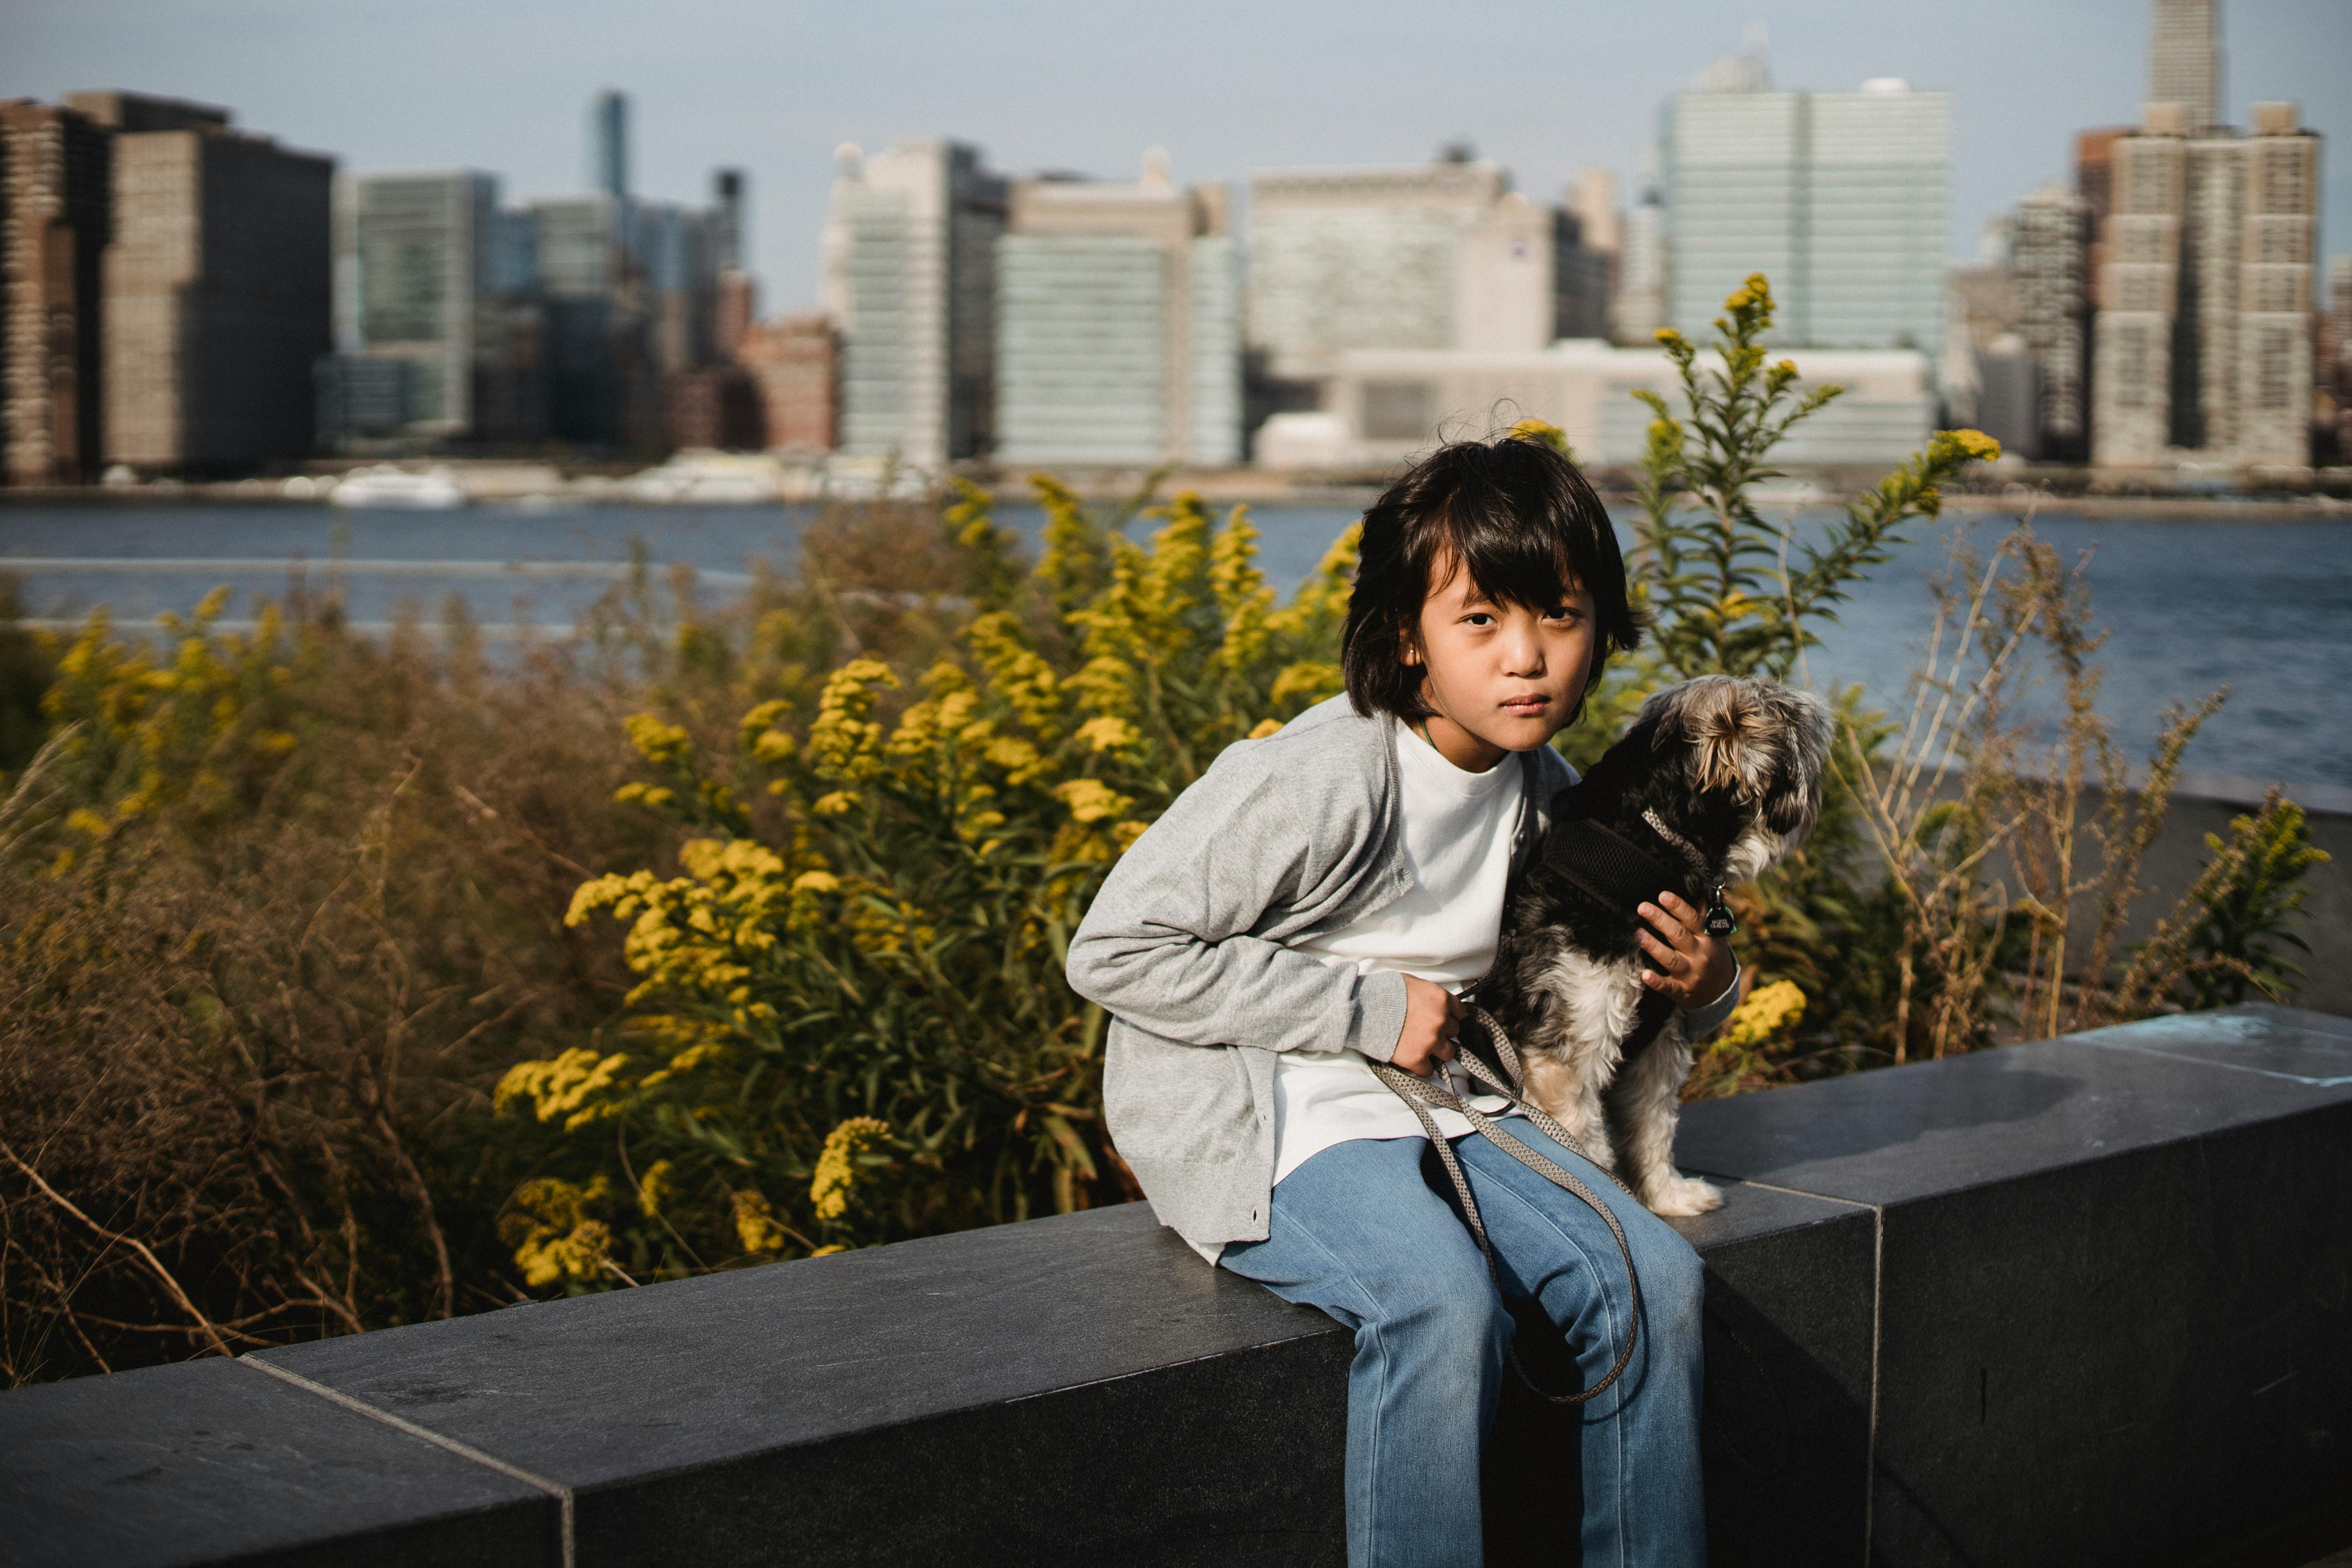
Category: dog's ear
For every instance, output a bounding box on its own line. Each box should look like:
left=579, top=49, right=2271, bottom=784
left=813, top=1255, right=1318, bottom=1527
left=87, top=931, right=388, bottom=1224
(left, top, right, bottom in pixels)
left=1760, top=687, right=1832, bottom=838
left=1676, top=677, right=1751, bottom=797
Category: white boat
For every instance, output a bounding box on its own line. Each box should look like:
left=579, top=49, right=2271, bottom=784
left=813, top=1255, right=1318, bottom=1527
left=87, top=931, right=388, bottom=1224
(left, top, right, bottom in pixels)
left=331, top=464, right=468, bottom=510
left=624, top=451, right=785, bottom=505
left=820, top=454, right=930, bottom=501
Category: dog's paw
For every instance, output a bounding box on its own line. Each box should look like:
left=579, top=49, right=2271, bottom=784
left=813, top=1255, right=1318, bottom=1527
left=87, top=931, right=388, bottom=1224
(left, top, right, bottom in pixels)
left=1644, top=1173, right=1724, bottom=1217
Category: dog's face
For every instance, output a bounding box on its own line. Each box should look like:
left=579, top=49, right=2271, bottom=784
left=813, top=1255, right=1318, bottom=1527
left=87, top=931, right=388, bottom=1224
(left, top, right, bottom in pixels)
left=1633, top=676, right=1831, bottom=877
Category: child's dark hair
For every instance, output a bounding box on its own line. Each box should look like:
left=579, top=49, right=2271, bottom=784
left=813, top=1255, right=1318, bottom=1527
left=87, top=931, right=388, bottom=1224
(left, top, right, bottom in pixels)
left=1341, top=435, right=1641, bottom=723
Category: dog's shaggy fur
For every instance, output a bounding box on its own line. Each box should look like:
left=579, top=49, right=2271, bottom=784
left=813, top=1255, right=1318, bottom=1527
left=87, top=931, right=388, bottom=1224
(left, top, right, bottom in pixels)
left=1481, top=676, right=1830, bottom=1215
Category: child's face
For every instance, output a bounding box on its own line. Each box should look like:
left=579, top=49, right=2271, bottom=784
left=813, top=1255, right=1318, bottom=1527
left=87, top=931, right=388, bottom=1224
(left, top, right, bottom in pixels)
left=1407, top=551, right=1596, bottom=758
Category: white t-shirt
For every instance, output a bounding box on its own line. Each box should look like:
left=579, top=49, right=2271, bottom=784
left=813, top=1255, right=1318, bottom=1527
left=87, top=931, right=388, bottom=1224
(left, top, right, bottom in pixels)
left=1270, top=726, right=1525, bottom=1193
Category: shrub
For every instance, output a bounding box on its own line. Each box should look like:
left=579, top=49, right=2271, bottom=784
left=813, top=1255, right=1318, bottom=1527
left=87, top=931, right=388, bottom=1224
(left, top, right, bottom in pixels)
left=505, top=485, right=1361, bottom=1276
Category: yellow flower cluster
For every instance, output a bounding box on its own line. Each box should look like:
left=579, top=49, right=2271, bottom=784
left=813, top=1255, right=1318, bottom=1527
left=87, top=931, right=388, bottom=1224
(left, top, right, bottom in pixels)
left=500, top=1176, right=614, bottom=1287
left=494, top=1046, right=632, bottom=1132
left=1504, top=418, right=1572, bottom=457
left=1719, top=980, right=1808, bottom=1050
left=536, top=475, right=1381, bottom=1274
left=567, top=835, right=793, bottom=1014
left=1933, top=428, right=2003, bottom=465
left=732, top=1188, right=793, bottom=1255
left=806, top=659, right=899, bottom=782
left=810, top=1116, right=892, bottom=1221
left=41, top=589, right=301, bottom=838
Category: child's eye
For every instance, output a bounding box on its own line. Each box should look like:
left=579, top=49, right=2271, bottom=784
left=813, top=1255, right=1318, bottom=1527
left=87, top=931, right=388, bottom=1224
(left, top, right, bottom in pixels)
left=1462, top=612, right=1496, bottom=627
left=1543, top=605, right=1582, bottom=623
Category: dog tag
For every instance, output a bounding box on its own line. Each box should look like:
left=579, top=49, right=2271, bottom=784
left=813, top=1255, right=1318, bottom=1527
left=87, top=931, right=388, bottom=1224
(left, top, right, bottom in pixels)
left=1704, top=885, right=1737, bottom=938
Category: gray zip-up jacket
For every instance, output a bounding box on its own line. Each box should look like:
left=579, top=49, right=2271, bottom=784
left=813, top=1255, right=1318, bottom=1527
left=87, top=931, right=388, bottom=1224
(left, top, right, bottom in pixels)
left=1066, top=694, right=1739, bottom=1254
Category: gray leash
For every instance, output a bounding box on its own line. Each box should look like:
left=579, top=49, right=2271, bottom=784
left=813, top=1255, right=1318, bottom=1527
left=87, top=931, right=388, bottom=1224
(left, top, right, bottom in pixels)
left=1369, top=1003, right=1646, bottom=1405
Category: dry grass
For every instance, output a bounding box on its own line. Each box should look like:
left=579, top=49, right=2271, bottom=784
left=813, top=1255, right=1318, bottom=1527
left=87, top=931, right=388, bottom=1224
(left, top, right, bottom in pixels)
left=0, top=613, right=679, bottom=1383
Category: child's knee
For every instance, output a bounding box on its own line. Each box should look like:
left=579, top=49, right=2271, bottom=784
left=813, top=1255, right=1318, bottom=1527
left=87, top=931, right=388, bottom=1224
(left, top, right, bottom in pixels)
left=1638, top=1232, right=1706, bottom=1349
left=1383, top=1270, right=1513, bottom=1362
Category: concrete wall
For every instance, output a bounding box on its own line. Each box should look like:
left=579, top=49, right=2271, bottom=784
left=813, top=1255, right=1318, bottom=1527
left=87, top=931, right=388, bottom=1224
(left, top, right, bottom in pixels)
left=6, top=1004, right=2347, bottom=1567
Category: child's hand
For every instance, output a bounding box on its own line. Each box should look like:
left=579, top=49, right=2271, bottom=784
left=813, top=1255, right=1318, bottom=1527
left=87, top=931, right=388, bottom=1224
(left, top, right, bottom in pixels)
left=1637, top=892, right=1737, bottom=1009
left=1392, top=974, right=1464, bottom=1076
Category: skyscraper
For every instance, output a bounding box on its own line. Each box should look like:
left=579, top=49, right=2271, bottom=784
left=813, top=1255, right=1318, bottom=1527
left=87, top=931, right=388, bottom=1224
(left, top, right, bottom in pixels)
left=1663, top=71, right=1950, bottom=355
left=68, top=91, right=332, bottom=476
left=1245, top=153, right=1511, bottom=399
left=2092, top=100, right=2322, bottom=466
left=822, top=138, right=1007, bottom=468
left=1558, top=169, right=1620, bottom=341
left=2149, top=0, right=2222, bottom=133
left=593, top=91, right=628, bottom=206
left=0, top=99, right=112, bottom=484
left=530, top=192, right=641, bottom=447
left=329, top=170, right=544, bottom=444
left=993, top=151, right=1239, bottom=467
left=1612, top=185, right=1667, bottom=344
left=2011, top=182, right=2091, bottom=457
left=713, top=169, right=746, bottom=272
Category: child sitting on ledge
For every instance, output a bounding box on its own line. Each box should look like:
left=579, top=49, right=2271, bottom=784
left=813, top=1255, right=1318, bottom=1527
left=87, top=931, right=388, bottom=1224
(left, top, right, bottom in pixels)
left=1066, top=433, right=1738, bottom=1568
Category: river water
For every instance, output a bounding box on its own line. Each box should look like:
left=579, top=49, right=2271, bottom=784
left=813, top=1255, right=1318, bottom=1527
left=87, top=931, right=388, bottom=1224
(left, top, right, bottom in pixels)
left=1, top=499, right=2345, bottom=791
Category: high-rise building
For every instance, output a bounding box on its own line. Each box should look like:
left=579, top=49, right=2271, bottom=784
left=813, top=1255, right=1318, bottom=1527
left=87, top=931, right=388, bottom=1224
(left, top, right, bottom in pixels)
left=593, top=91, right=628, bottom=206
left=2011, top=182, right=2092, bottom=457
left=1663, top=71, right=1950, bottom=356
left=822, top=138, right=1007, bottom=468
left=1451, top=192, right=1557, bottom=355
left=993, top=151, right=1239, bottom=468
left=1613, top=186, right=1667, bottom=344
left=0, top=100, right=112, bottom=484
left=2092, top=100, right=2322, bottom=466
left=713, top=169, right=746, bottom=272
left=1558, top=170, right=1620, bottom=343
left=66, top=91, right=331, bottom=476
left=1245, top=153, right=1511, bottom=398
left=328, top=170, right=544, bottom=444
left=2074, top=127, right=2133, bottom=311
left=2329, top=253, right=2352, bottom=384
left=738, top=314, right=837, bottom=452
left=2328, top=254, right=2352, bottom=454
left=2149, top=0, right=2222, bottom=133
left=530, top=192, right=644, bottom=448
left=635, top=199, right=717, bottom=379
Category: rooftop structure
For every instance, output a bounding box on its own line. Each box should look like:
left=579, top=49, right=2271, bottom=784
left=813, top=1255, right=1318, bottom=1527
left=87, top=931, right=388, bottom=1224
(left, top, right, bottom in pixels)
left=2149, top=0, right=2222, bottom=133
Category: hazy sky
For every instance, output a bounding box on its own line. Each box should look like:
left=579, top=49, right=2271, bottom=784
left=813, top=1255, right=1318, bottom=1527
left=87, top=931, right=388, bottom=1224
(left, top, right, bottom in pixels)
left=9, top=0, right=2348, bottom=313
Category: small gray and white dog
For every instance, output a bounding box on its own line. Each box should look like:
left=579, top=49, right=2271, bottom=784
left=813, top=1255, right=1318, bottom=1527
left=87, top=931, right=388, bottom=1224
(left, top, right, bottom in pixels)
left=1481, top=676, right=1831, bottom=1215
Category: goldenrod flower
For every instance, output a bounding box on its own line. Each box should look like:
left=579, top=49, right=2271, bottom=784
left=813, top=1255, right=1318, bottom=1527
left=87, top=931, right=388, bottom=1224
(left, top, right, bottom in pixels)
left=1720, top=980, right=1807, bottom=1050
left=810, top=1117, right=891, bottom=1222
left=500, top=1177, right=614, bottom=1287
left=733, top=1188, right=791, bottom=1254
left=1055, top=778, right=1134, bottom=825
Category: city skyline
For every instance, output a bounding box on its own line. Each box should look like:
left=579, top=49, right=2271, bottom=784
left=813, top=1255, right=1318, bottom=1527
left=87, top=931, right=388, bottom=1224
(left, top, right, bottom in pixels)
left=7, top=0, right=2347, bottom=315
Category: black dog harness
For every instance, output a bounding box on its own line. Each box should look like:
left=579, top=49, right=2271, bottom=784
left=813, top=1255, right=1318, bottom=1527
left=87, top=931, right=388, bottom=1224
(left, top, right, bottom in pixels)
left=1538, top=812, right=1737, bottom=938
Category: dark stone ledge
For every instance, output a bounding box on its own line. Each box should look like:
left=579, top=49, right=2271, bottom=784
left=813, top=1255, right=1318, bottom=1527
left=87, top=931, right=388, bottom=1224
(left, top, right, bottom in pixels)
left=0, top=1356, right=556, bottom=1568
left=1676, top=1003, right=2352, bottom=1568
left=1, top=1004, right=2345, bottom=1567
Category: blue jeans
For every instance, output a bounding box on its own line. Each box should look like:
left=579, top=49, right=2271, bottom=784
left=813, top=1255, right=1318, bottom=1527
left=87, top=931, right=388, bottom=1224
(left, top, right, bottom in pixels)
left=1221, top=1125, right=1706, bottom=1568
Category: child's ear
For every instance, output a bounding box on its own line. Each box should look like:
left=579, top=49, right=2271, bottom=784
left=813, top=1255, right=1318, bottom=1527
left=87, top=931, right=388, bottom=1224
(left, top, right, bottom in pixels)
left=1399, top=630, right=1422, bottom=668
